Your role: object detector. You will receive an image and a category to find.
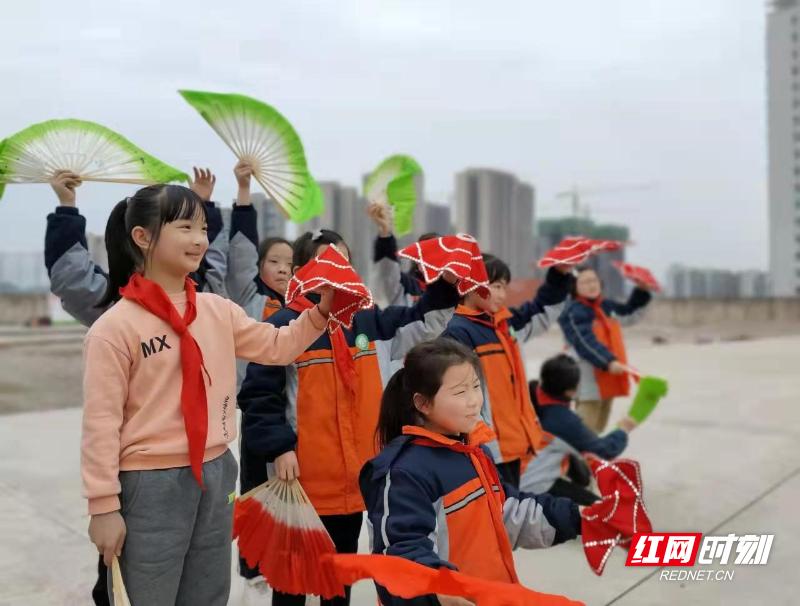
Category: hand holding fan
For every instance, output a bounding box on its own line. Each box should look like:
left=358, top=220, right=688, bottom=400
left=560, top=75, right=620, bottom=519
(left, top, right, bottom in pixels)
left=398, top=234, right=490, bottom=298
left=612, top=260, right=661, bottom=292
left=179, top=89, right=322, bottom=223
left=0, top=119, right=187, bottom=200
left=234, top=478, right=345, bottom=599
left=538, top=236, right=623, bottom=268
left=286, top=243, right=374, bottom=330
left=364, top=155, right=422, bottom=236
left=111, top=557, right=132, bottom=606
left=580, top=455, right=652, bottom=575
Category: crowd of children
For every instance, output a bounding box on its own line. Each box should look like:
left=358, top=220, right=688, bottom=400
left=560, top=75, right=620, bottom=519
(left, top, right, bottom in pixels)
left=45, top=164, right=654, bottom=606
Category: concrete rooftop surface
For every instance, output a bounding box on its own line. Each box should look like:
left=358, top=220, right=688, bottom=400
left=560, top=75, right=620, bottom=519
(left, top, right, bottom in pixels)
left=0, top=333, right=798, bottom=605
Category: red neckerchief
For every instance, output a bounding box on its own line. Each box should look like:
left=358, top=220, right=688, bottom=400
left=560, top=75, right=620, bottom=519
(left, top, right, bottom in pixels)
left=455, top=305, right=548, bottom=452
left=402, top=424, right=518, bottom=583
left=287, top=294, right=356, bottom=397
left=536, top=385, right=571, bottom=408
left=576, top=295, right=611, bottom=333
left=120, top=274, right=211, bottom=487
left=575, top=295, right=629, bottom=398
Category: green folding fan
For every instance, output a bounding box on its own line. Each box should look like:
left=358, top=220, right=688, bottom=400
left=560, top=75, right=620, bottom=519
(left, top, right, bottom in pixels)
left=179, top=89, right=321, bottom=223
left=364, top=155, right=422, bottom=237
left=627, top=376, right=669, bottom=424
left=0, top=119, right=188, bottom=200
left=295, top=176, right=325, bottom=224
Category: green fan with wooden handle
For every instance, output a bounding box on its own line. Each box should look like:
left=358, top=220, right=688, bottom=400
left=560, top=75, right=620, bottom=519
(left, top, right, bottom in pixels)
left=179, top=89, right=322, bottom=223
left=0, top=119, right=188, bottom=200
left=364, top=155, right=422, bottom=237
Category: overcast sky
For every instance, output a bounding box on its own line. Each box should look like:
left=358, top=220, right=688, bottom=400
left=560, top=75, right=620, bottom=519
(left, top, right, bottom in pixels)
left=0, top=0, right=768, bottom=278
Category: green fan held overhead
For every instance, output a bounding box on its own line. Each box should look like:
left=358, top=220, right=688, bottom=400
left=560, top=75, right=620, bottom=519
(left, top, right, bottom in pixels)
left=179, top=89, right=322, bottom=223
left=364, top=155, right=422, bottom=237
left=292, top=176, right=325, bottom=224
left=627, top=375, right=669, bottom=424
left=0, top=119, right=188, bottom=200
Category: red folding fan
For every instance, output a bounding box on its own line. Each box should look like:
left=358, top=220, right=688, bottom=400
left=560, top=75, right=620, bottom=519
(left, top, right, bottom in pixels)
left=580, top=454, right=653, bottom=575
left=612, top=261, right=661, bottom=292
left=398, top=233, right=490, bottom=298
left=285, top=243, right=374, bottom=329
left=234, top=479, right=345, bottom=599
left=538, top=236, right=623, bottom=268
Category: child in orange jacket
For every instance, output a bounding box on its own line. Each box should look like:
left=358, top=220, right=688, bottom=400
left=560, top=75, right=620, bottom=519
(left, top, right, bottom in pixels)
left=361, top=338, right=581, bottom=606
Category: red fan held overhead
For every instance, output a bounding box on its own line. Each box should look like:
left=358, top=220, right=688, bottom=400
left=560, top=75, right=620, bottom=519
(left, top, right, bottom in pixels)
left=234, top=479, right=346, bottom=599
left=612, top=261, right=661, bottom=292
left=580, top=454, right=653, bottom=575
left=322, top=554, right=584, bottom=606
left=285, top=243, right=373, bottom=329
left=398, top=234, right=490, bottom=298
left=538, top=236, right=623, bottom=268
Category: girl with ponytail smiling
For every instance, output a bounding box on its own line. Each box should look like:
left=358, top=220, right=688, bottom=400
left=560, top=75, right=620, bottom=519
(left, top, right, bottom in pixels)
left=81, top=184, right=332, bottom=605
left=361, top=338, right=582, bottom=606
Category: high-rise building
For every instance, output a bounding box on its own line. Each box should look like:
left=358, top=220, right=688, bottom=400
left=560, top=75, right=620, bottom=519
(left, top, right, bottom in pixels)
left=740, top=269, right=772, bottom=298
left=299, top=181, right=375, bottom=277
left=666, top=264, right=770, bottom=299
left=250, top=193, right=287, bottom=239
left=411, top=173, right=427, bottom=244
left=454, top=168, right=537, bottom=279
left=666, top=264, right=689, bottom=299
left=221, top=193, right=288, bottom=240
left=767, top=0, right=800, bottom=296
left=87, top=233, right=108, bottom=273
left=0, top=251, right=48, bottom=293
left=535, top=217, right=629, bottom=299
left=425, top=202, right=453, bottom=236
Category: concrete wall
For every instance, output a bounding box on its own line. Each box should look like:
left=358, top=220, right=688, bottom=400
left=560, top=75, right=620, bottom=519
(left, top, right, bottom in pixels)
left=0, top=292, right=798, bottom=328
left=647, top=298, right=800, bottom=327
left=0, top=293, right=49, bottom=325
left=506, top=279, right=800, bottom=327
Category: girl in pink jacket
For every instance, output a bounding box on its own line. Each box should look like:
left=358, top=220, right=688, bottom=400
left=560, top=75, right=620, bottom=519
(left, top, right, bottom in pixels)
left=81, top=184, right=332, bottom=606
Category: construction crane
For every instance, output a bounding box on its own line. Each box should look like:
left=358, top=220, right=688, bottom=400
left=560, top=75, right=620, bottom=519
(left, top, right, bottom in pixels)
left=555, top=183, right=656, bottom=218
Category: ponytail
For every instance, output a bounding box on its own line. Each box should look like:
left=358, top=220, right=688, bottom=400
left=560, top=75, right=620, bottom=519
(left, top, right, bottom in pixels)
left=376, top=367, right=420, bottom=449
left=96, top=184, right=207, bottom=308
left=375, top=338, right=482, bottom=449
left=293, top=229, right=348, bottom=270
left=98, top=198, right=137, bottom=307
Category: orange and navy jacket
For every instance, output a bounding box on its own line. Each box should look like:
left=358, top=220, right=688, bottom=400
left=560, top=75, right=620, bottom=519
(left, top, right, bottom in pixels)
left=558, top=288, right=651, bottom=401
left=360, top=424, right=581, bottom=605
left=238, top=280, right=460, bottom=516
left=372, top=234, right=427, bottom=306
left=531, top=381, right=628, bottom=460
left=442, top=267, right=572, bottom=466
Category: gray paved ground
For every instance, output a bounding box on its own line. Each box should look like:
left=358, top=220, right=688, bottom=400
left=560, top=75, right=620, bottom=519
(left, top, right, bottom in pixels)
left=0, top=333, right=798, bottom=605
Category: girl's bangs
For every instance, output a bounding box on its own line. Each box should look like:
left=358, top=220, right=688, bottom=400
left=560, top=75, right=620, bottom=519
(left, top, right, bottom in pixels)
left=160, top=185, right=207, bottom=224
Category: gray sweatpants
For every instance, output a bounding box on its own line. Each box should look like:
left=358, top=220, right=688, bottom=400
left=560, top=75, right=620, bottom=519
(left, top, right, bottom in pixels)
left=109, top=449, right=237, bottom=606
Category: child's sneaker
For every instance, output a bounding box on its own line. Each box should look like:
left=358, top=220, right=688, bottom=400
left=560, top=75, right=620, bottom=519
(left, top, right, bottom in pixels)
left=241, top=576, right=271, bottom=605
